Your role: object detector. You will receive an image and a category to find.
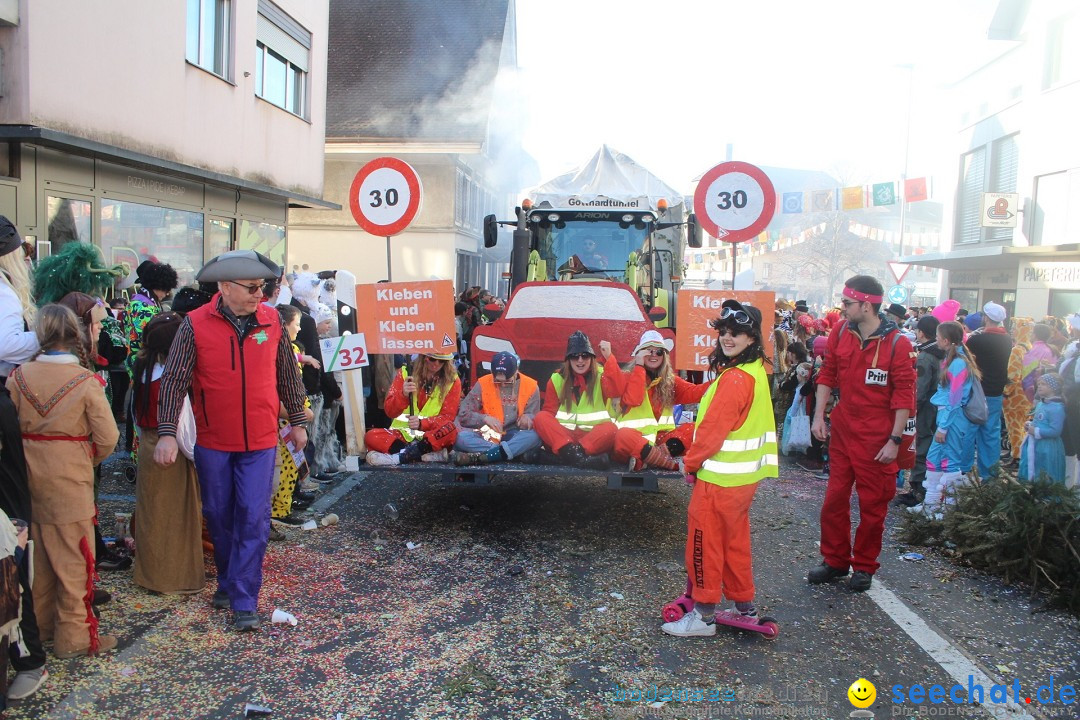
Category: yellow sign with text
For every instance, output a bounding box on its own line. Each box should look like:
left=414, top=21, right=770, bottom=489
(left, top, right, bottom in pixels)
left=355, top=280, right=456, bottom=354
left=675, top=290, right=775, bottom=372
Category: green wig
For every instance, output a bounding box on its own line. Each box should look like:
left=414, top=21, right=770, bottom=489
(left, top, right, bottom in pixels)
left=34, top=241, right=126, bottom=306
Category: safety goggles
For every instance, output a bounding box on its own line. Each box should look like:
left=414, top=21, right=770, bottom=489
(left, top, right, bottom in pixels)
left=227, top=280, right=266, bottom=296
left=721, top=307, right=752, bottom=325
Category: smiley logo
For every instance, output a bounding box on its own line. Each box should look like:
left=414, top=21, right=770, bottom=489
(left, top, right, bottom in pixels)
left=848, top=678, right=876, bottom=708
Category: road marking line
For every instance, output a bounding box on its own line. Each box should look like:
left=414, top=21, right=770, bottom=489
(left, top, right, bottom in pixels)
left=867, top=579, right=1037, bottom=719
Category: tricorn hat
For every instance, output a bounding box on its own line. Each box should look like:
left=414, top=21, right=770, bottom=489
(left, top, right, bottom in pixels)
left=195, top=249, right=279, bottom=283
left=565, top=330, right=595, bottom=358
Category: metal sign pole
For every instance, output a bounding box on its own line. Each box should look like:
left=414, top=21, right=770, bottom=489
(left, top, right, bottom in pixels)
left=386, top=236, right=392, bottom=281
left=731, top=242, right=737, bottom=290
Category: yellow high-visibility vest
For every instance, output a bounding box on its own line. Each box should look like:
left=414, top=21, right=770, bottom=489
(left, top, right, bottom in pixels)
left=549, top=367, right=611, bottom=431
left=694, top=359, right=778, bottom=487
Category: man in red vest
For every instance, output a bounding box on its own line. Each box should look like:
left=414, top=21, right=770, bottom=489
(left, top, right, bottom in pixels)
left=155, top=250, right=308, bottom=631
left=452, top=351, right=541, bottom=465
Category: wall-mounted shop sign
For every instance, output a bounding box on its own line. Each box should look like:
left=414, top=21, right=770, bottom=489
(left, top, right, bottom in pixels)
left=1018, top=262, right=1080, bottom=288
left=949, top=269, right=1017, bottom=288
left=97, top=163, right=205, bottom=207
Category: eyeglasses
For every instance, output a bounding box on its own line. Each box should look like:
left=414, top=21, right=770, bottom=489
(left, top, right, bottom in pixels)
left=841, top=299, right=860, bottom=308
left=227, top=280, right=266, bottom=296
left=721, top=307, right=752, bottom=325
left=567, top=353, right=592, bottom=361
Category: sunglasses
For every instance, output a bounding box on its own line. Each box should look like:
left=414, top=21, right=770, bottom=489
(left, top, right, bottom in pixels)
left=721, top=307, right=753, bottom=325
left=227, top=280, right=266, bottom=296
left=717, top=327, right=748, bottom=338
left=567, top=353, right=593, bottom=361
left=426, top=357, right=447, bottom=363
left=643, top=348, right=666, bottom=357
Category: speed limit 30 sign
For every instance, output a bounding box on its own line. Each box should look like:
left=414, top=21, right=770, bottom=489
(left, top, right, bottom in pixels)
left=348, top=157, right=423, bottom=236
left=693, top=161, right=776, bottom=243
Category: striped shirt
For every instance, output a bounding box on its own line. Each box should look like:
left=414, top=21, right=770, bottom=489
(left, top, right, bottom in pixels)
left=157, top=301, right=307, bottom=437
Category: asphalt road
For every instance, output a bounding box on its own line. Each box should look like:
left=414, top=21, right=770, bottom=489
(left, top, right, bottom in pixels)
left=7, top=454, right=1078, bottom=720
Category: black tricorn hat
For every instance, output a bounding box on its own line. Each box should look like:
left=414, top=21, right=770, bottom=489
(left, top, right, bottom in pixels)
left=794, top=300, right=809, bottom=312
left=565, top=331, right=595, bottom=358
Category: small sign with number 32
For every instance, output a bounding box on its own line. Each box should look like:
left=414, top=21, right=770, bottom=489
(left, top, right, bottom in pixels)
left=319, top=333, right=370, bottom=372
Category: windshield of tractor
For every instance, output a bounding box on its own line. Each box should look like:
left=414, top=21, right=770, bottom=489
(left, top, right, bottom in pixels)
left=534, top=212, right=649, bottom=281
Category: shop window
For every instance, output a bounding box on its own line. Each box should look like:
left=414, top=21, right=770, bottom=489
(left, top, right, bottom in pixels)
left=186, top=0, right=231, bottom=80
left=254, top=0, right=310, bottom=118
left=47, top=196, right=93, bottom=256
left=949, top=288, right=980, bottom=315
left=1049, top=289, right=1080, bottom=319
left=456, top=252, right=481, bottom=295
left=238, top=219, right=285, bottom=269
left=1043, top=14, right=1080, bottom=90
left=100, top=200, right=204, bottom=288
left=207, top=218, right=233, bottom=261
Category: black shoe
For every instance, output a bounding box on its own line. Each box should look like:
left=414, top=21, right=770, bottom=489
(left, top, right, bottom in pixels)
left=293, top=491, right=316, bottom=504
left=523, top=447, right=557, bottom=465
left=807, top=561, right=849, bottom=584
left=211, top=590, right=231, bottom=610
left=92, top=588, right=112, bottom=606
left=272, top=513, right=307, bottom=527
left=400, top=440, right=429, bottom=464
left=894, top=491, right=923, bottom=507
left=233, top=610, right=261, bottom=631
left=557, top=443, right=587, bottom=467
left=849, top=570, right=873, bottom=593
left=311, top=472, right=336, bottom=483
left=97, top=552, right=132, bottom=572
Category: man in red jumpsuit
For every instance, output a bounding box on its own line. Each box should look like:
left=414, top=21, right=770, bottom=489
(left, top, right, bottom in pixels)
left=807, top=275, right=915, bottom=592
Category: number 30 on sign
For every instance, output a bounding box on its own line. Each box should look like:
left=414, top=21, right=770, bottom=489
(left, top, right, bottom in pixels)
left=320, top=334, right=370, bottom=372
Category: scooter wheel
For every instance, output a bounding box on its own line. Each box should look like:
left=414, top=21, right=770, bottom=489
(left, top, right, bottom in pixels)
left=758, top=616, right=780, bottom=640
left=662, top=598, right=691, bottom=623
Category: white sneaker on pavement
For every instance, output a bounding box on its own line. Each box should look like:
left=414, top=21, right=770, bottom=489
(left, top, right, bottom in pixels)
left=365, top=451, right=400, bottom=466
left=661, top=608, right=716, bottom=637
left=7, top=666, right=48, bottom=699
left=421, top=448, right=449, bottom=463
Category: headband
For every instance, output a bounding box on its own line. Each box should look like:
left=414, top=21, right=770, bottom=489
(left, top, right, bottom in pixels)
left=843, top=287, right=883, bottom=304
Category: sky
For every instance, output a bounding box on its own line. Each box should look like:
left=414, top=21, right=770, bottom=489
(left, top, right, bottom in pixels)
left=514, top=0, right=1006, bottom=198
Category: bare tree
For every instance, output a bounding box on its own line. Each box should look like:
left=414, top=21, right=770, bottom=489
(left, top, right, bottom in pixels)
left=775, top=211, right=893, bottom=302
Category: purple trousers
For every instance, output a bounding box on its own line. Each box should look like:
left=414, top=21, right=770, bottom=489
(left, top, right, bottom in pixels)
left=194, top=445, right=276, bottom=612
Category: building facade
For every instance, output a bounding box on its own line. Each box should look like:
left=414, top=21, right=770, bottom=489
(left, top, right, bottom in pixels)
left=901, top=0, right=1080, bottom=319
left=0, top=0, right=332, bottom=287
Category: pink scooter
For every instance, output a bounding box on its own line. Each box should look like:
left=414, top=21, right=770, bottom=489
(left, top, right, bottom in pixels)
left=662, top=578, right=779, bottom=640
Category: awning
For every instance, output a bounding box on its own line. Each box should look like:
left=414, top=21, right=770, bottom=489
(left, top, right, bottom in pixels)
left=896, top=243, right=1080, bottom=270
left=0, top=125, right=340, bottom=210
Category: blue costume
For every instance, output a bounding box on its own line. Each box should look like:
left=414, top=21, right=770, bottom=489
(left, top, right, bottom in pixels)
left=920, top=352, right=975, bottom=513
left=1019, top=398, right=1066, bottom=484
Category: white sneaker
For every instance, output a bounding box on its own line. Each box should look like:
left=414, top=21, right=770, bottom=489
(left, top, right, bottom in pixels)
left=906, top=504, right=924, bottom=514
left=365, top=451, right=400, bottom=466
left=421, top=448, right=449, bottom=463
left=7, top=666, right=48, bottom=699
left=299, top=479, right=319, bottom=493
left=661, top=607, right=716, bottom=637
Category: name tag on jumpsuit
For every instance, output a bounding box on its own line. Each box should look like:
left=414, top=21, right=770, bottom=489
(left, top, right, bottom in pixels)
left=865, top=368, right=889, bottom=386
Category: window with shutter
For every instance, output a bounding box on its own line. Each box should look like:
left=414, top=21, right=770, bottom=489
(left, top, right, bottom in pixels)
left=987, top=134, right=1020, bottom=241
left=955, top=148, right=986, bottom=244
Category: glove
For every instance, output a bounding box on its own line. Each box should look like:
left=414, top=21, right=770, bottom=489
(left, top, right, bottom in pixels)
left=684, top=473, right=697, bottom=486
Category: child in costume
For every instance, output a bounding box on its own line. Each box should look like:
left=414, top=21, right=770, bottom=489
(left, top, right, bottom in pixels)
left=6, top=305, right=119, bottom=657
left=1019, top=373, right=1066, bottom=484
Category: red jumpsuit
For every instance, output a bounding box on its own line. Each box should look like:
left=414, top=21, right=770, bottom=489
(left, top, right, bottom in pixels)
left=817, top=321, right=915, bottom=574
left=364, top=372, right=461, bottom=453
left=533, top=355, right=623, bottom=455
left=612, top=368, right=708, bottom=464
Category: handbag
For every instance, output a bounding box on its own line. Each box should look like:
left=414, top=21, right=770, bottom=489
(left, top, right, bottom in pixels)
left=781, top=396, right=812, bottom=454
left=963, top=378, right=988, bottom=425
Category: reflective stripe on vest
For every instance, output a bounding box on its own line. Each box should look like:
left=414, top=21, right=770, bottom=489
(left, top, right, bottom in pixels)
left=615, top=389, right=676, bottom=443
left=549, top=367, right=610, bottom=430
left=391, top=370, right=447, bottom=442
left=694, top=359, right=778, bottom=487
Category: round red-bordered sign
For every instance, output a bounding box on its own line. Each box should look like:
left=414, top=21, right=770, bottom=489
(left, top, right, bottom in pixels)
left=349, top=157, right=423, bottom=236
left=693, top=161, right=776, bottom=244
